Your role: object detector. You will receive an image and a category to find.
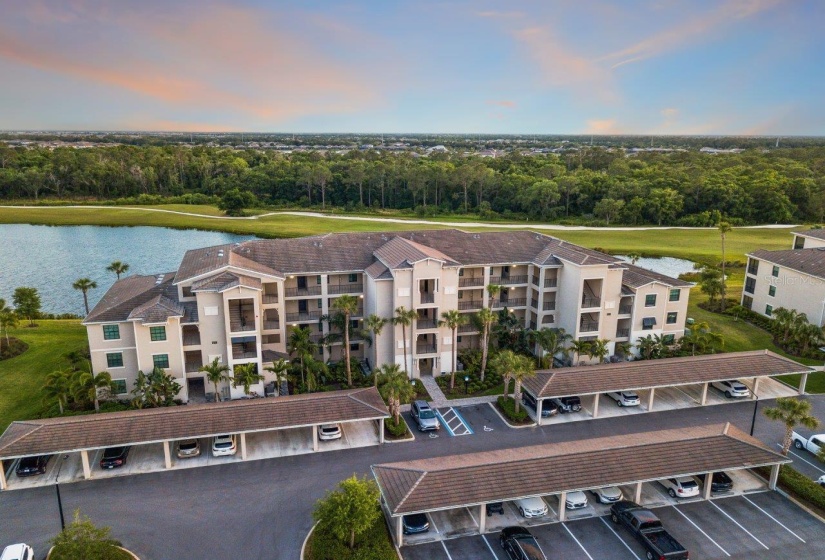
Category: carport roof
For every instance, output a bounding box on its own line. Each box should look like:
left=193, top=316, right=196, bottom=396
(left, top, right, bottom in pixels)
left=0, top=387, right=388, bottom=459
left=372, top=423, right=788, bottom=515
left=522, top=350, right=809, bottom=399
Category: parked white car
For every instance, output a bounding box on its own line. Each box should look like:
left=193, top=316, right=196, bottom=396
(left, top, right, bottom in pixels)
left=591, top=486, right=623, bottom=503
left=514, top=496, right=549, bottom=518
left=565, top=490, right=588, bottom=509
left=211, top=434, right=237, bottom=457
left=606, top=391, right=640, bottom=407
left=659, top=477, right=700, bottom=498
left=0, top=544, right=33, bottom=560
left=817, top=475, right=825, bottom=487
left=318, top=423, right=342, bottom=441
left=711, top=380, right=750, bottom=398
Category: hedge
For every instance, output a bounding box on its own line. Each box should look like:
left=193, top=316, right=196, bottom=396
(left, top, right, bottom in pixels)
left=305, top=516, right=396, bottom=560
left=496, top=396, right=531, bottom=424
left=384, top=417, right=409, bottom=439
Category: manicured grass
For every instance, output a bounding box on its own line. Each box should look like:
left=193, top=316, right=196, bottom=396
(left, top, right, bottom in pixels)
left=0, top=320, right=87, bottom=431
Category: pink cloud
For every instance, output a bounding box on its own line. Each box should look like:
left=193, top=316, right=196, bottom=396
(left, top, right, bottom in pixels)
left=486, top=100, right=517, bottom=108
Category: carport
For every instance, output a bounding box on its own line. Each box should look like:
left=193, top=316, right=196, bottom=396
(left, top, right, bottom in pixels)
left=372, top=422, right=789, bottom=546
left=522, top=350, right=809, bottom=425
left=0, top=387, right=388, bottom=490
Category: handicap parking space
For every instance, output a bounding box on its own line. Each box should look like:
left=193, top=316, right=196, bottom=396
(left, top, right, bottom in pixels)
left=436, top=407, right=473, bottom=436
left=455, top=403, right=508, bottom=433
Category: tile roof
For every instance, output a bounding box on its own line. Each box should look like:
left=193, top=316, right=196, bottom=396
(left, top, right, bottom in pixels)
left=191, top=272, right=262, bottom=293
left=364, top=260, right=392, bottom=280
left=0, top=387, right=388, bottom=459
left=522, top=350, right=809, bottom=398
left=84, top=273, right=181, bottom=324
left=749, top=248, right=825, bottom=280
left=374, top=237, right=460, bottom=269
left=373, top=423, right=788, bottom=515
left=792, top=229, right=825, bottom=241
left=127, top=295, right=185, bottom=324
left=620, top=263, right=693, bottom=289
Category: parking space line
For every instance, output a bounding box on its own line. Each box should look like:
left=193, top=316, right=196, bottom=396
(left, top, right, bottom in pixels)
left=562, top=523, right=595, bottom=560
left=429, top=513, right=440, bottom=534
left=466, top=506, right=479, bottom=527
left=789, top=448, right=825, bottom=474
left=482, top=535, right=499, bottom=558
left=671, top=506, right=730, bottom=557
left=452, top=408, right=474, bottom=434
left=440, top=540, right=454, bottom=560
left=709, top=500, right=769, bottom=550
left=741, top=496, right=806, bottom=543
left=599, top=517, right=642, bottom=560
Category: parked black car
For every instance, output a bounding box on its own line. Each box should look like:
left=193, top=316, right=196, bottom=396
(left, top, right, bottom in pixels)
left=551, top=396, right=582, bottom=413
left=486, top=502, right=505, bottom=516
left=402, top=513, right=430, bottom=535
left=99, top=446, right=130, bottom=469
left=499, top=526, right=547, bottom=560
left=15, top=455, right=51, bottom=477
left=697, top=471, right=733, bottom=494
left=522, top=392, right=558, bottom=417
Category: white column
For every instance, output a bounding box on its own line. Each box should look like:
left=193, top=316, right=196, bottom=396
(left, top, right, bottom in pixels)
left=478, top=504, right=486, bottom=534
left=752, top=378, right=760, bottom=399
left=769, top=464, right=780, bottom=490
left=536, top=399, right=543, bottom=424
left=0, top=462, right=7, bottom=490
left=634, top=482, right=643, bottom=503
left=799, top=372, right=808, bottom=394
left=81, top=450, right=91, bottom=480
left=240, top=433, right=247, bottom=460
left=558, top=492, right=567, bottom=522
left=395, top=516, right=403, bottom=546
left=703, top=473, right=712, bottom=499
left=700, top=383, right=709, bottom=406
left=647, top=388, right=655, bottom=411
left=163, top=441, right=172, bottom=469
left=592, top=394, right=600, bottom=418
left=379, top=418, right=385, bottom=444
left=312, top=426, right=319, bottom=452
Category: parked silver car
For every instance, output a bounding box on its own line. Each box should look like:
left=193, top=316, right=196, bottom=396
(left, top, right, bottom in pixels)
left=176, top=439, right=201, bottom=459
left=411, top=400, right=440, bottom=431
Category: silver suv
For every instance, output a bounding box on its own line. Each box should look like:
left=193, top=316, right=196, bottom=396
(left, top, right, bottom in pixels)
left=411, top=400, right=440, bottom=431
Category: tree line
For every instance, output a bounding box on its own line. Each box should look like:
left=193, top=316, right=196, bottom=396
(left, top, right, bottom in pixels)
left=3, top=144, right=825, bottom=224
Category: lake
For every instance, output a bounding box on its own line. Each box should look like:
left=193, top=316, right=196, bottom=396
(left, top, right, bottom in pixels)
left=615, top=255, right=698, bottom=277
left=0, top=225, right=255, bottom=315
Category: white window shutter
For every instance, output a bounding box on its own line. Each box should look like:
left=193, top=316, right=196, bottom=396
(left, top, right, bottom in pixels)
left=444, top=286, right=456, bottom=295
left=398, top=288, right=410, bottom=297
left=204, top=306, right=219, bottom=316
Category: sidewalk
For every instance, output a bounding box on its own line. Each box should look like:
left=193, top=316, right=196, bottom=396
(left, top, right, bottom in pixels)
left=403, top=375, right=499, bottom=411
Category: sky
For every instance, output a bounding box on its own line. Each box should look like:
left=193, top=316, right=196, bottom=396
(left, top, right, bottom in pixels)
left=0, top=0, right=823, bottom=135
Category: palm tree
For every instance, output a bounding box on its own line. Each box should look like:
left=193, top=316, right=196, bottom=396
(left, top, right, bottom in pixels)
left=288, top=326, right=317, bottom=390
left=718, top=221, right=731, bottom=311
left=764, top=397, right=821, bottom=456
left=0, top=310, right=18, bottom=349
left=70, top=369, right=114, bottom=412
left=570, top=339, right=592, bottom=365
left=772, top=307, right=801, bottom=343
left=106, top=261, right=130, bottom=280
left=438, top=310, right=466, bottom=390
left=43, top=369, right=71, bottom=414
left=486, top=283, right=502, bottom=309
left=72, top=278, right=97, bottom=315
left=510, top=353, right=536, bottom=414
left=635, top=334, right=660, bottom=360
left=376, top=363, right=415, bottom=424
left=534, top=327, right=571, bottom=368
left=793, top=322, right=824, bottom=354
left=199, top=357, right=230, bottom=402
left=264, top=359, right=290, bottom=396
left=392, top=306, right=417, bottom=378
left=627, top=252, right=641, bottom=265
left=588, top=339, right=610, bottom=363
left=614, top=341, right=632, bottom=359
left=332, top=294, right=361, bottom=387
left=364, top=314, right=388, bottom=383
left=490, top=349, right=520, bottom=400
left=232, top=363, right=264, bottom=395
left=474, top=307, right=497, bottom=382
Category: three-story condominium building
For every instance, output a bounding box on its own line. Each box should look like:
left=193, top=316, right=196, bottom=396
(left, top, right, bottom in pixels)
left=83, top=229, right=691, bottom=401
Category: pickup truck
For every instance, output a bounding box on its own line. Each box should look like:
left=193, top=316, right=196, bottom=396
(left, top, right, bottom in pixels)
left=792, top=432, right=824, bottom=455
left=610, top=501, right=689, bottom=560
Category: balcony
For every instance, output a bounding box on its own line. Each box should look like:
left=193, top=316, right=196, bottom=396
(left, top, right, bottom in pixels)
left=185, top=361, right=202, bottom=374
left=182, top=326, right=201, bottom=347
left=458, top=324, right=478, bottom=334
left=581, top=297, right=601, bottom=308
left=543, top=301, right=556, bottom=311
left=229, top=320, right=256, bottom=333
left=530, top=299, right=537, bottom=310
left=416, top=343, right=437, bottom=354
left=616, top=328, right=630, bottom=338
left=263, top=321, right=280, bottom=331
left=286, top=311, right=322, bottom=323
left=542, top=315, right=555, bottom=324
left=501, top=297, right=527, bottom=308
left=490, top=299, right=504, bottom=309
left=580, top=320, right=599, bottom=332
left=544, top=278, right=558, bottom=288
left=285, top=286, right=322, bottom=298
left=458, top=300, right=482, bottom=311
left=327, top=283, right=363, bottom=295
left=262, top=294, right=279, bottom=304
left=232, top=347, right=258, bottom=360
left=417, top=318, right=438, bottom=330
left=532, top=276, right=540, bottom=286
left=419, top=292, right=435, bottom=304
left=310, top=333, right=325, bottom=344
left=619, top=305, right=633, bottom=315
left=458, top=277, right=484, bottom=288
left=499, top=275, right=529, bottom=286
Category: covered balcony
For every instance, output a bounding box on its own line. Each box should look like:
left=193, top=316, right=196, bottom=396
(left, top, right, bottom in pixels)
left=228, top=299, right=256, bottom=332
left=263, top=309, right=280, bottom=331
left=262, top=283, right=279, bottom=305
left=182, top=325, right=201, bottom=347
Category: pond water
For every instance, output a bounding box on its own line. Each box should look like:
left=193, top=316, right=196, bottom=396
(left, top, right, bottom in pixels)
left=615, top=255, right=698, bottom=277
left=0, top=225, right=255, bottom=315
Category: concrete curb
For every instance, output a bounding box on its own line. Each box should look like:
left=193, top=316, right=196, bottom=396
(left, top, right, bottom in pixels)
left=299, top=521, right=318, bottom=560
left=383, top=416, right=416, bottom=444
left=487, top=402, right=536, bottom=429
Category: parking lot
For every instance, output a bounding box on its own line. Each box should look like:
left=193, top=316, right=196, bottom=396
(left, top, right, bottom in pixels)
left=402, top=402, right=507, bottom=443
left=400, top=490, right=825, bottom=560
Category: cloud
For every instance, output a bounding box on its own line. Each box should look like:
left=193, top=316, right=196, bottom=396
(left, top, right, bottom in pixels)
left=661, top=108, right=679, bottom=119
left=585, top=118, right=621, bottom=134
left=486, top=100, right=517, bottom=108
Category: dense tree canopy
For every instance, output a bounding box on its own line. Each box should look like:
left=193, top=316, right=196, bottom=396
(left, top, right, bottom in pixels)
left=2, top=143, right=825, bottom=225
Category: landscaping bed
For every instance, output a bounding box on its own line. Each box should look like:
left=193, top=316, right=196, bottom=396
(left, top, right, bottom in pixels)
left=496, top=396, right=534, bottom=425
left=49, top=546, right=134, bottom=560
left=383, top=416, right=412, bottom=440
left=437, top=370, right=507, bottom=400
left=305, top=516, right=396, bottom=560
left=0, top=337, right=28, bottom=360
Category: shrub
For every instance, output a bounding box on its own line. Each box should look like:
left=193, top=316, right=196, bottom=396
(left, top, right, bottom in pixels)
left=306, top=515, right=396, bottom=560
left=49, top=510, right=128, bottom=560
left=496, top=396, right=531, bottom=423
left=384, top=417, right=409, bottom=438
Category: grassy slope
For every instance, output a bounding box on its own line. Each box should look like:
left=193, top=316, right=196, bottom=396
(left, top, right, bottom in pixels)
left=0, top=320, right=87, bottom=431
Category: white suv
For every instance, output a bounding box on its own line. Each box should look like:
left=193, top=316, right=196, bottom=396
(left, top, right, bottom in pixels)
left=711, top=380, right=750, bottom=398
left=606, top=391, right=640, bottom=407
left=1, top=544, right=34, bottom=560
left=211, top=434, right=237, bottom=457
left=659, top=477, right=700, bottom=498
left=514, top=496, right=548, bottom=518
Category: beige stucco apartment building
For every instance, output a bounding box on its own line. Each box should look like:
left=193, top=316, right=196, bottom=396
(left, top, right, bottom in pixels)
left=742, top=229, right=825, bottom=325
left=83, top=229, right=691, bottom=402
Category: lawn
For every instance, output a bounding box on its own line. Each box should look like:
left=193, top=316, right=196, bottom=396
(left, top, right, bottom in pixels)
left=0, top=320, right=87, bottom=432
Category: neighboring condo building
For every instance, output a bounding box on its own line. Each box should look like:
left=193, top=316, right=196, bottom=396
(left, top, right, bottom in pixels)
left=83, top=229, right=691, bottom=401
left=742, top=229, right=825, bottom=325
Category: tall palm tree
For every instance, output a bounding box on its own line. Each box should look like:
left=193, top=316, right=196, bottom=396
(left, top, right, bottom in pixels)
left=264, top=359, right=290, bottom=396
left=43, top=369, right=71, bottom=414
left=490, top=349, right=520, bottom=400
left=570, top=339, right=592, bottom=365
left=376, top=363, right=415, bottom=424
left=332, top=294, right=361, bottom=387
left=764, top=397, right=820, bottom=456
left=106, top=261, right=130, bottom=280
left=587, top=339, right=610, bottom=363
left=772, top=307, right=803, bottom=343
left=438, top=309, right=466, bottom=390
left=534, top=327, right=571, bottom=368
left=199, top=357, right=230, bottom=402
left=288, top=326, right=317, bottom=389
left=486, top=283, right=502, bottom=309
left=474, top=307, right=496, bottom=382
left=232, top=363, right=264, bottom=395
left=70, top=369, right=114, bottom=412
left=718, top=221, right=731, bottom=311
left=635, top=334, right=660, bottom=360
left=364, top=313, right=388, bottom=383
left=72, top=278, right=97, bottom=315
left=510, top=353, right=536, bottom=414
left=392, top=306, right=417, bottom=378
